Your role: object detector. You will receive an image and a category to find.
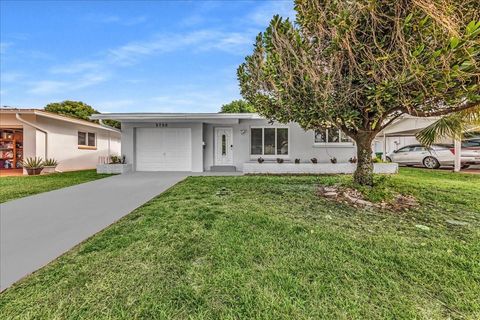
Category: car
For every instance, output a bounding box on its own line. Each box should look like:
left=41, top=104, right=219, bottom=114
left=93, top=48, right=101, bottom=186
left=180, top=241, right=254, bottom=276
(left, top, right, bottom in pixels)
left=386, top=141, right=480, bottom=169
left=446, top=138, right=480, bottom=169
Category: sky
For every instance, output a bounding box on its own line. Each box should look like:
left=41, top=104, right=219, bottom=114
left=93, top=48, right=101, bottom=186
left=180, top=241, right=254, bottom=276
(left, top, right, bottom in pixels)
left=0, top=0, right=295, bottom=113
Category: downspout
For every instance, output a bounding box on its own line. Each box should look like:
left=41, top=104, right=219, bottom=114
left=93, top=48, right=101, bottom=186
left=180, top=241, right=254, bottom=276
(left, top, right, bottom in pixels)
left=16, top=113, right=48, bottom=159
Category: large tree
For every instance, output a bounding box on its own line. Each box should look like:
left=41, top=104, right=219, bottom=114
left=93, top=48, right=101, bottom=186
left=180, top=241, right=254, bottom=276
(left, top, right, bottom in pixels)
left=238, top=0, right=479, bottom=185
left=45, top=101, right=121, bottom=129
left=220, top=99, right=256, bottom=113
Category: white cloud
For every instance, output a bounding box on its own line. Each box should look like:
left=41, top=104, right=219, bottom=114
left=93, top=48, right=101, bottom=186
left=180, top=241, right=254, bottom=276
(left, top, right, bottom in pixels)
left=83, top=13, right=148, bottom=26
left=106, top=29, right=253, bottom=66
left=27, top=72, right=109, bottom=95
left=28, top=80, right=67, bottom=95
left=50, top=62, right=101, bottom=74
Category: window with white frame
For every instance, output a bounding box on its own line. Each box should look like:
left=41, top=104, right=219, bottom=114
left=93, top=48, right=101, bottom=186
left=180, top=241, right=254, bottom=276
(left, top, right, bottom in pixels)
left=314, top=128, right=352, bottom=144
left=251, top=127, right=288, bottom=156
left=78, top=131, right=96, bottom=147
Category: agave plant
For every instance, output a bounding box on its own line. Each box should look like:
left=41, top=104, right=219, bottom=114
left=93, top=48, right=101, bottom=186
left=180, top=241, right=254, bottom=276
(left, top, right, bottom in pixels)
left=42, top=158, right=58, bottom=167
left=22, top=157, right=44, bottom=169
left=416, top=107, right=480, bottom=147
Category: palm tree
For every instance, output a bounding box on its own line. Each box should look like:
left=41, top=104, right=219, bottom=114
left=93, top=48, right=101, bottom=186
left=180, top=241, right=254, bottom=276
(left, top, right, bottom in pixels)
left=416, top=106, right=480, bottom=147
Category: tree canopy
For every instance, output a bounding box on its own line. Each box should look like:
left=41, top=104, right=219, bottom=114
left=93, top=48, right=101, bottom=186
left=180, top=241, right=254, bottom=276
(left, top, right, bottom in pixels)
left=238, top=0, right=479, bottom=185
left=220, top=99, right=256, bottom=113
left=44, top=101, right=121, bottom=129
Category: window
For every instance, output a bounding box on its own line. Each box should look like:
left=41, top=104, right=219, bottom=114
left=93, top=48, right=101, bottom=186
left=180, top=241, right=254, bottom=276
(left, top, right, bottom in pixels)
left=251, top=127, right=289, bottom=156
left=78, top=131, right=96, bottom=148
left=396, top=146, right=413, bottom=153
left=413, top=146, right=427, bottom=152
left=314, top=128, right=352, bottom=144
left=78, top=132, right=86, bottom=146
left=221, top=134, right=226, bottom=155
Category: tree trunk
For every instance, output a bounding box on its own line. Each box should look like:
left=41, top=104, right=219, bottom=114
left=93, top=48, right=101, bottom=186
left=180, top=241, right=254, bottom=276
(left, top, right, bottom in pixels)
left=354, top=134, right=375, bottom=186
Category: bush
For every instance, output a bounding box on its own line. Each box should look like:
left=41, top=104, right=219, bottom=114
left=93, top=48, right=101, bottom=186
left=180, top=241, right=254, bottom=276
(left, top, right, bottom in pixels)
left=22, top=157, right=44, bottom=169
left=42, top=158, right=58, bottom=167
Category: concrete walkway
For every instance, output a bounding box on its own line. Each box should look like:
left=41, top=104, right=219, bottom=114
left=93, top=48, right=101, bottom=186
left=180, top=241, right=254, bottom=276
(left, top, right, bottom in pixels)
left=0, top=172, right=193, bottom=291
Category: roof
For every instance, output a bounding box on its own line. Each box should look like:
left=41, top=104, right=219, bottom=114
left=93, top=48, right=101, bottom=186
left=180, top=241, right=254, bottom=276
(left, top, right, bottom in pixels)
left=90, top=112, right=263, bottom=121
left=1, top=108, right=120, bottom=132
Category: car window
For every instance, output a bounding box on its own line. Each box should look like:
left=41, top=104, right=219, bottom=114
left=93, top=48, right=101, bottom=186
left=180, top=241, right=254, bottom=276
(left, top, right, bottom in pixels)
left=462, top=140, right=480, bottom=148
left=413, top=147, right=426, bottom=152
left=397, top=146, right=414, bottom=152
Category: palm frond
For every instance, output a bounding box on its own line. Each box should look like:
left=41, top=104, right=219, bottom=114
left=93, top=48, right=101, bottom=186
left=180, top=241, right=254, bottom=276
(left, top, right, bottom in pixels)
left=416, top=106, right=480, bottom=146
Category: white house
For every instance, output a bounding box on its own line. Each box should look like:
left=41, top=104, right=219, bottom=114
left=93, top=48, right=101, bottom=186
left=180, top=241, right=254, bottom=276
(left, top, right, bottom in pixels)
left=90, top=112, right=381, bottom=174
left=374, top=115, right=441, bottom=157
left=0, top=109, right=121, bottom=175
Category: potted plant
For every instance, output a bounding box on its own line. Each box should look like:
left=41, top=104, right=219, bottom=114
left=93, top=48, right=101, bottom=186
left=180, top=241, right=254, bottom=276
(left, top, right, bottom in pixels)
left=294, top=158, right=300, bottom=164
left=276, top=158, right=284, bottom=164
left=310, top=157, right=318, bottom=164
left=257, top=157, right=265, bottom=163
left=22, top=157, right=44, bottom=175
left=42, top=158, right=58, bottom=174
left=109, top=155, right=122, bottom=164
left=330, top=157, right=337, bottom=164
left=348, top=157, right=357, bottom=164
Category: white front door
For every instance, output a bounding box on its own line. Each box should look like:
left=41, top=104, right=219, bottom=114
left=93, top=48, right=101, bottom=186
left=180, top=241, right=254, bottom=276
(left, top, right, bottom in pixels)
left=215, top=127, right=233, bottom=165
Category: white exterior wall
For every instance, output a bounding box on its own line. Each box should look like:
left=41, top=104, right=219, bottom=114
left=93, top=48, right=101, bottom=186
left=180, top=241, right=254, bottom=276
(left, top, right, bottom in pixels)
left=203, top=119, right=357, bottom=171
left=34, top=116, right=121, bottom=171
left=0, top=113, right=121, bottom=172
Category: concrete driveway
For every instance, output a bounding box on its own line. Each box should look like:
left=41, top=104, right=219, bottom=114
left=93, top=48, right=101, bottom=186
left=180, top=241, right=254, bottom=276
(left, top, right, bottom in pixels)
left=0, top=172, right=190, bottom=291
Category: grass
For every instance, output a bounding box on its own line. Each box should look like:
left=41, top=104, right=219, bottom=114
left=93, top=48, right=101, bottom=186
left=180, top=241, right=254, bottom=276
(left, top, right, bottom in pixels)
left=0, top=168, right=479, bottom=319
left=0, top=170, right=113, bottom=203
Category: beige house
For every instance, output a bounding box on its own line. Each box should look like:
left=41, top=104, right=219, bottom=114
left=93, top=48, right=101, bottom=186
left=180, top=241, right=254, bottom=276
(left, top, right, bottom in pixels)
left=0, top=109, right=121, bottom=175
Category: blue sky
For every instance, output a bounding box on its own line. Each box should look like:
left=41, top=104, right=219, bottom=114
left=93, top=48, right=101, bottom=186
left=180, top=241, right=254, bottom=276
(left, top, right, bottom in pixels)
left=0, top=0, right=294, bottom=113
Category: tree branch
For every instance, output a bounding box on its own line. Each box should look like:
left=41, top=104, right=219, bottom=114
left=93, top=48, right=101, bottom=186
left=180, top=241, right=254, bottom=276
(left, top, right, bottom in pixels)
left=406, top=101, right=479, bottom=117
left=379, top=112, right=404, bottom=131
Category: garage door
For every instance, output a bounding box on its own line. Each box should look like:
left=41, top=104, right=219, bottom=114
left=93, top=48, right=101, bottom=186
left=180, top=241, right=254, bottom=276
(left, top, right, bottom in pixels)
left=136, top=128, right=192, bottom=171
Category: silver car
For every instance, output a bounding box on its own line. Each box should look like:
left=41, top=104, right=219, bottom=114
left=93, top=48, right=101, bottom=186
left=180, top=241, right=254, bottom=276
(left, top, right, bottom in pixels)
left=386, top=144, right=455, bottom=169
left=386, top=141, right=480, bottom=169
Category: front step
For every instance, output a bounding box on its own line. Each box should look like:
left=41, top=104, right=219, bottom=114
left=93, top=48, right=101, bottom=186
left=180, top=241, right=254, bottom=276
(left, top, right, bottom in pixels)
left=210, top=165, right=237, bottom=172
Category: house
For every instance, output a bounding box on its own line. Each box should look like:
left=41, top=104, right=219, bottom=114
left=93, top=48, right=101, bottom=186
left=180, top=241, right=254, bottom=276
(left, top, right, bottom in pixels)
left=374, top=115, right=442, bottom=157
left=0, top=109, right=121, bottom=175
left=90, top=112, right=363, bottom=173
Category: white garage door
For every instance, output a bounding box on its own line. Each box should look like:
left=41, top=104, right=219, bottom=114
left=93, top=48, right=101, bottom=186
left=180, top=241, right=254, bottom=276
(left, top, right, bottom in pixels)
left=136, top=128, right=192, bottom=171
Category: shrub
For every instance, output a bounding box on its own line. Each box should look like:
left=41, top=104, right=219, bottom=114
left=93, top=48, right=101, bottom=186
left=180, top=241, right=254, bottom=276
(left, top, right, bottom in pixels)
left=42, top=158, right=58, bottom=167
left=22, top=157, right=44, bottom=169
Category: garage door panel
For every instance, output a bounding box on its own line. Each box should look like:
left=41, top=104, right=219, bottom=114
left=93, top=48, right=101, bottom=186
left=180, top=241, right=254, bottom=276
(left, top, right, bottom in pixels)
left=136, top=128, right=192, bottom=171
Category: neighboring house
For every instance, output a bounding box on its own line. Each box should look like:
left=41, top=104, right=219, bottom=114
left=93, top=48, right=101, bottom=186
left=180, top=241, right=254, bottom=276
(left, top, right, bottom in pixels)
left=374, top=115, right=444, bottom=157
left=91, top=112, right=359, bottom=173
left=0, top=109, right=121, bottom=175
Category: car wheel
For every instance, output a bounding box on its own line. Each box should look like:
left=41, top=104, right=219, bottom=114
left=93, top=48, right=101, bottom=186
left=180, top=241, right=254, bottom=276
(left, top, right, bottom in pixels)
left=385, top=156, right=392, bottom=162
left=423, top=156, right=440, bottom=169
left=461, top=164, right=470, bottom=169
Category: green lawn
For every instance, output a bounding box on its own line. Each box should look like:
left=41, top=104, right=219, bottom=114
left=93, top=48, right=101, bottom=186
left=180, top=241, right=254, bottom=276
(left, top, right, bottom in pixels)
left=0, top=170, right=113, bottom=203
left=1, top=168, right=479, bottom=319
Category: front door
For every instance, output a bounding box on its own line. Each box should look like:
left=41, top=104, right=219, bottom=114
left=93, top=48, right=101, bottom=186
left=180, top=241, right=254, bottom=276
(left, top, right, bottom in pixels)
left=215, top=127, right=233, bottom=165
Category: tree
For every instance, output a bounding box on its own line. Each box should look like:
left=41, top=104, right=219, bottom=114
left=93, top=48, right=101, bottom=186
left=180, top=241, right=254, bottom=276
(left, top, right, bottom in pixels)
left=220, top=99, right=256, bottom=113
left=416, top=106, right=479, bottom=146
left=238, top=0, right=479, bottom=185
left=44, top=101, right=121, bottom=129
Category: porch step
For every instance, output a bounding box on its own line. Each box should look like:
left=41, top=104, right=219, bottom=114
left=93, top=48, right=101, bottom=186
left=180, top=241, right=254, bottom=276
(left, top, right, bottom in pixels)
left=210, top=165, right=237, bottom=172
